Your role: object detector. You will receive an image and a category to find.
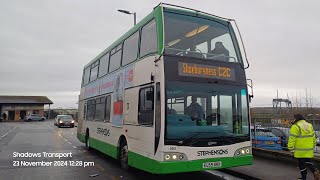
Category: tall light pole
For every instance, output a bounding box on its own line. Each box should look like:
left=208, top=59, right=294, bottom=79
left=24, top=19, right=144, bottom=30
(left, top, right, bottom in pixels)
left=118, top=9, right=136, bottom=26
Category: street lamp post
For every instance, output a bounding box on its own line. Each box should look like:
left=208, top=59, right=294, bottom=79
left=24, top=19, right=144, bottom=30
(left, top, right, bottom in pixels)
left=118, top=9, right=136, bottom=26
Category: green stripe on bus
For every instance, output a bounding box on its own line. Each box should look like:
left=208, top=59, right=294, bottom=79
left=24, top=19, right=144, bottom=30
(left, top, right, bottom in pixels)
left=77, top=133, right=118, bottom=158
left=154, top=6, right=164, bottom=55
left=128, top=151, right=252, bottom=174
left=77, top=133, right=85, bottom=143
left=89, top=136, right=119, bottom=159
left=77, top=133, right=252, bottom=174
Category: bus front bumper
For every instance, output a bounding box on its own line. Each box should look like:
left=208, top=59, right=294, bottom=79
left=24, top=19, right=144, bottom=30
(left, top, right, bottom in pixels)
left=128, top=152, right=253, bottom=174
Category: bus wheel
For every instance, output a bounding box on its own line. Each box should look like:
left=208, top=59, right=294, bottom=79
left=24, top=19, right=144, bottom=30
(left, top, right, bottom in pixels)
left=120, top=140, right=129, bottom=170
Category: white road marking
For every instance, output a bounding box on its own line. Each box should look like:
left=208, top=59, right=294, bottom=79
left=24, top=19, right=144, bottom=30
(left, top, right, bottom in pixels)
left=46, top=124, right=77, bottom=148
left=0, top=126, right=18, bottom=140
left=1, top=133, right=8, bottom=138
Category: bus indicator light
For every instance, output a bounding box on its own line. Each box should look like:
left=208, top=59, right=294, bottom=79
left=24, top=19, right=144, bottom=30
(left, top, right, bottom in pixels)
left=179, top=154, right=184, bottom=160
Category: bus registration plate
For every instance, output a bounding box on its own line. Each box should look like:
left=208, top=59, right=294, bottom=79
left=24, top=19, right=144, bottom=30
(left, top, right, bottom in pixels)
left=202, top=161, right=222, bottom=168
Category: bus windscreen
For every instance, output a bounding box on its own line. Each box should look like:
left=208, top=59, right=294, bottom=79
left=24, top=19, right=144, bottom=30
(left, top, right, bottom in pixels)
left=164, top=11, right=239, bottom=63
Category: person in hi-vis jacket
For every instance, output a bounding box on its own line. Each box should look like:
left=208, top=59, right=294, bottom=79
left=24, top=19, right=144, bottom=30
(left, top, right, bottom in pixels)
left=288, top=114, right=320, bottom=180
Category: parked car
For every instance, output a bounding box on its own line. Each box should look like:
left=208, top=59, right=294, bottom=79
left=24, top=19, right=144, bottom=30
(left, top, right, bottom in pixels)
left=55, top=115, right=75, bottom=128
left=268, top=127, right=320, bottom=151
left=24, top=114, right=46, bottom=121
left=251, top=127, right=282, bottom=151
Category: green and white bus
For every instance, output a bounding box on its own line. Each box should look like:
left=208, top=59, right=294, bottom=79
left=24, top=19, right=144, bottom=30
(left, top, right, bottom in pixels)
left=77, top=3, right=252, bottom=174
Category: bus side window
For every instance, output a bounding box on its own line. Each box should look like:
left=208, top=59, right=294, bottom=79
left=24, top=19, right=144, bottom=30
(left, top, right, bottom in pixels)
left=86, top=99, right=96, bottom=121
left=122, top=31, right=139, bottom=66
left=138, top=86, right=154, bottom=125
left=140, top=19, right=157, bottom=58
left=95, top=97, right=106, bottom=121
left=83, top=67, right=90, bottom=86
left=90, top=61, right=99, bottom=82
left=84, top=103, right=87, bottom=119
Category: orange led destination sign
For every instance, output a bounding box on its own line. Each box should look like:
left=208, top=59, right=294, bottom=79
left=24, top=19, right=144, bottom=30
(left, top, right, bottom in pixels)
left=178, top=62, right=236, bottom=81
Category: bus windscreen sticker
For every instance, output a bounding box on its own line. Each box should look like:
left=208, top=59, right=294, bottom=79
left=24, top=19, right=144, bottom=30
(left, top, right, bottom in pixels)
left=178, top=62, right=236, bottom=81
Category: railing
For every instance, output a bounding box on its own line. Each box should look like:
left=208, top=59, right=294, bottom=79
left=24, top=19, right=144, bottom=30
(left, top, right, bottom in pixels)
left=251, top=117, right=320, bottom=155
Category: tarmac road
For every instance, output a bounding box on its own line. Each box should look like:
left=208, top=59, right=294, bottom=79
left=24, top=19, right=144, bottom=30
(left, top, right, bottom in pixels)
left=0, top=120, right=238, bottom=180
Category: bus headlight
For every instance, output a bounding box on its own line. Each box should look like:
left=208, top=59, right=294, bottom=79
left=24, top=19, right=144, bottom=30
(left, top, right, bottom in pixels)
left=164, top=152, right=188, bottom=161
left=165, top=154, right=170, bottom=160
left=234, top=147, right=251, bottom=157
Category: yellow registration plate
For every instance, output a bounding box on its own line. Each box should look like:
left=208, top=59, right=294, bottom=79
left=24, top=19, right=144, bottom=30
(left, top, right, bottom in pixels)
left=265, top=141, right=274, bottom=145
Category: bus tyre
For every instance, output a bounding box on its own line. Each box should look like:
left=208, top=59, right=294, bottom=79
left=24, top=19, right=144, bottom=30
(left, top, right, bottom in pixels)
left=120, top=140, right=129, bottom=170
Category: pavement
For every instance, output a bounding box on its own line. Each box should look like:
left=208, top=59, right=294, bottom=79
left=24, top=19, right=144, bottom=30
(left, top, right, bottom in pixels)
left=225, top=148, right=318, bottom=180
left=0, top=120, right=229, bottom=180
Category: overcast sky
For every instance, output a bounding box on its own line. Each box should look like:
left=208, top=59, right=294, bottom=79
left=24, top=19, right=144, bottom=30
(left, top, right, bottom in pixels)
left=0, top=0, right=319, bottom=108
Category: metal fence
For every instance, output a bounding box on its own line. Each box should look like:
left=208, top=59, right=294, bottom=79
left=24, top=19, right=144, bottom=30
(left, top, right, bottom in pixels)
left=251, top=117, right=320, bottom=155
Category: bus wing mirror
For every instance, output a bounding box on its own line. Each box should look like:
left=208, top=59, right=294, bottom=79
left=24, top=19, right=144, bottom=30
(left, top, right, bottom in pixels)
left=247, top=79, right=254, bottom=103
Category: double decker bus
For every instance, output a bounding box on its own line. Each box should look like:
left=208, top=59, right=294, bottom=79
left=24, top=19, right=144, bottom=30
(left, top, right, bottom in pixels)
left=77, top=3, right=252, bottom=174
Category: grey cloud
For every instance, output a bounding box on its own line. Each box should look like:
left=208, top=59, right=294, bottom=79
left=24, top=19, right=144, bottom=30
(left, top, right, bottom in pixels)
left=1, top=0, right=320, bottom=108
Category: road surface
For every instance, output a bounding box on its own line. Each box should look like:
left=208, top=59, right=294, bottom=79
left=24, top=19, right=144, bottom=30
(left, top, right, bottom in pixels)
left=0, top=120, right=239, bottom=180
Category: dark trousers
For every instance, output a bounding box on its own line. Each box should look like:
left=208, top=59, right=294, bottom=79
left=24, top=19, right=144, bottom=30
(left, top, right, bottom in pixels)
left=298, top=158, right=317, bottom=180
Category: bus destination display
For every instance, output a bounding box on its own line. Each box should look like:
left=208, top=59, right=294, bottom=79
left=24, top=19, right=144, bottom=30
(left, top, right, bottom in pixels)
left=178, top=62, right=236, bottom=81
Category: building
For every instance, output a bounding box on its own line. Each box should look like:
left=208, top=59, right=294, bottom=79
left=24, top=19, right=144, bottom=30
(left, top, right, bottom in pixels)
left=0, top=96, right=53, bottom=121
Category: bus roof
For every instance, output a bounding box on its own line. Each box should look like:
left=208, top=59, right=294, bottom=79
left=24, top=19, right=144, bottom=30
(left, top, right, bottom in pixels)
left=83, top=3, right=234, bottom=70
left=159, top=3, right=233, bottom=22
